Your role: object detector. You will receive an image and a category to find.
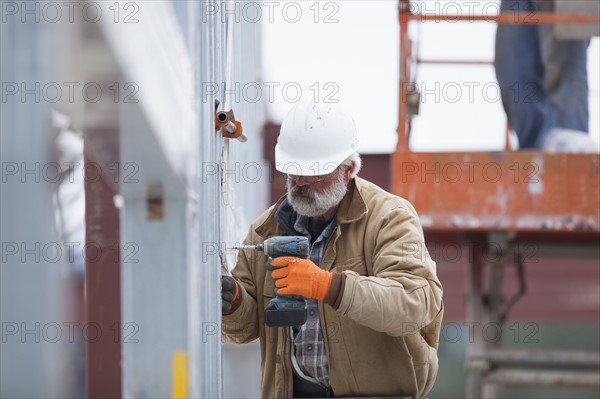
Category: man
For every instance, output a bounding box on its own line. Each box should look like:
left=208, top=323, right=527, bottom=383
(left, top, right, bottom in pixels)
left=222, top=101, right=443, bottom=398
left=495, top=0, right=597, bottom=152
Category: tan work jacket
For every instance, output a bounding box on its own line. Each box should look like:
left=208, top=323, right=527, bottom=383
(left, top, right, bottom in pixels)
left=223, top=177, right=444, bottom=398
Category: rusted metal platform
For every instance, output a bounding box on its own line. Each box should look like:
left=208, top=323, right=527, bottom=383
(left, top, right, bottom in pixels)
left=392, top=151, right=600, bottom=235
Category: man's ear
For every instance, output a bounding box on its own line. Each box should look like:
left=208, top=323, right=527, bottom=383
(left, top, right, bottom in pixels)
left=344, top=163, right=355, bottom=182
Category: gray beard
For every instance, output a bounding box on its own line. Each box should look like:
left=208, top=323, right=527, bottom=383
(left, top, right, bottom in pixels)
left=286, top=172, right=348, bottom=218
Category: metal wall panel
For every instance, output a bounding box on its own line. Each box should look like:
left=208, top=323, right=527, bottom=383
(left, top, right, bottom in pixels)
left=0, top=8, right=69, bottom=398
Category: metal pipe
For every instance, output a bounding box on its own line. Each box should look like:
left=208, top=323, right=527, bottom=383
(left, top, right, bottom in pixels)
left=485, top=369, right=600, bottom=388
left=464, top=235, right=488, bottom=398
left=193, top=0, right=222, bottom=397
left=483, top=349, right=600, bottom=367
left=397, top=0, right=412, bottom=151
left=417, top=59, right=494, bottom=65
left=223, top=121, right=237, bottom=134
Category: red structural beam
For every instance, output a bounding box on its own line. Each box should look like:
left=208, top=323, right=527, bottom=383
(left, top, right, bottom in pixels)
left=402, top=12, right=600, bottom=24
left=84, top=129, right=122, bottom=399
left=416, top=59, right=494, bottom=65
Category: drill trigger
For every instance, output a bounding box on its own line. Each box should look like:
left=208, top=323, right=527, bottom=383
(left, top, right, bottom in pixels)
left=265, top=260, right=276, bottom=271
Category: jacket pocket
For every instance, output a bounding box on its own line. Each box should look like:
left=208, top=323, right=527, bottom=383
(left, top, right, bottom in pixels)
left=263, top=271, right=276, bottom=298
left=333, top=256, right=367, bottom=275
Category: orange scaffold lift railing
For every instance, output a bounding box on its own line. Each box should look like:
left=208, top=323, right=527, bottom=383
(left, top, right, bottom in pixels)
left=392, top=1, right=600, bottom=397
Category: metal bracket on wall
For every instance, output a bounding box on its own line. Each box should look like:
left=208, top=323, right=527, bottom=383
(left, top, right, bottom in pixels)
left=146, top=184, right=165, bottom=221
left=215, top=109, right=247, bottom=142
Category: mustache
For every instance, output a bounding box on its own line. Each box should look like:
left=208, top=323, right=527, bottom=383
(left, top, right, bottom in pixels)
left=285, top=172, right=348, bottom=217
left=290, top=185, right=314, bottom=197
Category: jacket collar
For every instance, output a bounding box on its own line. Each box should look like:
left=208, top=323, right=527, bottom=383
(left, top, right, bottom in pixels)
left=273, top=198, right=298, bottom=236
left=336, top=177, right=368, bottom=224
left=254, top=177, right=368, bottom=239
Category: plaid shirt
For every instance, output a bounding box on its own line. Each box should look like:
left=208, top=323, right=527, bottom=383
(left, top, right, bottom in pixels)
left=290, top=215, right=337, bottom=388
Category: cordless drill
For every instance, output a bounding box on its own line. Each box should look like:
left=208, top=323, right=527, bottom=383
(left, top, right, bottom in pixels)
left=234, top=236, right=310, bottom=327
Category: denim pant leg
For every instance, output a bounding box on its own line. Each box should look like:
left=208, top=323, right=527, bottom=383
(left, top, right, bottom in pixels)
left=495, top=0, right=552, bottom=149
left=535, top=0, right=590, bottom=146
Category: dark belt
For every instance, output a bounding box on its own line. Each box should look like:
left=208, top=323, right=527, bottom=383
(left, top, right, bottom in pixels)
left=292, top=370, right=334, bottom=398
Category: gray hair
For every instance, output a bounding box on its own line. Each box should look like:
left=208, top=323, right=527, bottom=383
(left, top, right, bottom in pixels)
left=339, top=152, right=362, bottom=178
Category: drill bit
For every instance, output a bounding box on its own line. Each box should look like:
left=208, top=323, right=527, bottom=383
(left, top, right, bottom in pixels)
left=231, top=244, right=264, bottom=251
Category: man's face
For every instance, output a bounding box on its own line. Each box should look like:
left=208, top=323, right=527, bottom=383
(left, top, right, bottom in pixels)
left=286, top=167, right=348, bottom=217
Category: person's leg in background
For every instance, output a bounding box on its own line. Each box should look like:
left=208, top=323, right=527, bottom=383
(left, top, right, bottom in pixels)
left=495, top=0, right=552, bottom=149
left=535, top=0, right=596, bottom=152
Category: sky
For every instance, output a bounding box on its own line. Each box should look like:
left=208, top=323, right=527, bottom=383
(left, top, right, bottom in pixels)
left=262, top=0, right=600, bottom=153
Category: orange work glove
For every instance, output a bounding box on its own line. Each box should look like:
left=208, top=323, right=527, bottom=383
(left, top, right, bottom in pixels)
left=270, top=256, right=333, bottom=300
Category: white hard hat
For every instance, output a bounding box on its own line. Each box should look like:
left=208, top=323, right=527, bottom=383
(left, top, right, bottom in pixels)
left=275, top=101, right=359, bottom=176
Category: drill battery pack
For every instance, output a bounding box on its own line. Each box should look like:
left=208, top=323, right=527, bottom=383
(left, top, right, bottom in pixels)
left=264, top=296, right=307, bottom=327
